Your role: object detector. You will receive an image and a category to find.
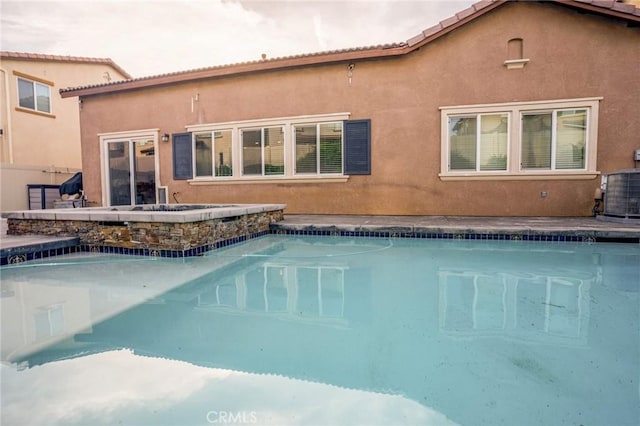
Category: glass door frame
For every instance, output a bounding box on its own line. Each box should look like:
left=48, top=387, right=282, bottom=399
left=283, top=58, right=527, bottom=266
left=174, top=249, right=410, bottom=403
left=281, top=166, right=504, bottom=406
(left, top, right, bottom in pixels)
left=100, top=129, right=161, bottom=207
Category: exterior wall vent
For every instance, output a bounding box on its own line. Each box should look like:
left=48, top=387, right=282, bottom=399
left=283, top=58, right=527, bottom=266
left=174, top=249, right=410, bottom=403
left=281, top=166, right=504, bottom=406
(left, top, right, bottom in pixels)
left=602, top=169, right=640, bottom=222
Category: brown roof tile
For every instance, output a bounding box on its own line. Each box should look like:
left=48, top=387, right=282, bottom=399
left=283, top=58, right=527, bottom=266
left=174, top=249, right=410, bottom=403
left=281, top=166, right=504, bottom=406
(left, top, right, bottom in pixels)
left=456, top=6, right=477, bottom=21
left=473, top=0, right=498, bottom=12
left=0, top=51, right=132, bottom=79
left=440, top=14, right=461, bottom=29
left=613, top=2, right=637, bottom=12
left=565, top=0, right=640, bottom=16
left=406, top=33, right=426, bottom=47
left=422, top=23, right=443, bottom=39
left=591, top=0, right=616, bottom=8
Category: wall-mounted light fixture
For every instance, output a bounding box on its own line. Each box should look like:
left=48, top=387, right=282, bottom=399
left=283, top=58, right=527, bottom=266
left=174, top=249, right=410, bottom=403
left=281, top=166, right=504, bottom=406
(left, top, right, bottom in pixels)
left=162, top=133, right=170, bottom=143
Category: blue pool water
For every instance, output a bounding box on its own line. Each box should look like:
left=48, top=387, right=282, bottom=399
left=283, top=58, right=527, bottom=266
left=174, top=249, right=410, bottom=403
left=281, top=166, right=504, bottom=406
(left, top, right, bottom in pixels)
left=1, top=236, right=639, bottom=425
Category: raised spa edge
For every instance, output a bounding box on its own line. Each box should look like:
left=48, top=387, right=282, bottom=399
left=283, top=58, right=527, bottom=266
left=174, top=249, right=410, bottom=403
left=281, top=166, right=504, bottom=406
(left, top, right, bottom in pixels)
left=1, top=203, right=286, bottom=224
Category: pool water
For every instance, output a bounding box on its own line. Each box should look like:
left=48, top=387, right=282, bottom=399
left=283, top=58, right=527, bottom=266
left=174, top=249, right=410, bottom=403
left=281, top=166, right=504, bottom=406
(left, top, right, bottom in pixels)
left=1, top=236, right=638, bottom=425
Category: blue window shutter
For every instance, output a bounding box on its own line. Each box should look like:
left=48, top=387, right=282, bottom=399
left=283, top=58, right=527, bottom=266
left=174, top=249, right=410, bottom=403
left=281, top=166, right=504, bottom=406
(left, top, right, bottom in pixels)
left=344, top=119, right=371, bottom=175
left=173, top=132, right=193, bottom=180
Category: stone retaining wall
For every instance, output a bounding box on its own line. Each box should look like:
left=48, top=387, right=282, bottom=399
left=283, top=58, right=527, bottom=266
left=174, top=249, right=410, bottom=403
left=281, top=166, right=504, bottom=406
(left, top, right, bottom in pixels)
left=7, top=210, right=284, bottom=251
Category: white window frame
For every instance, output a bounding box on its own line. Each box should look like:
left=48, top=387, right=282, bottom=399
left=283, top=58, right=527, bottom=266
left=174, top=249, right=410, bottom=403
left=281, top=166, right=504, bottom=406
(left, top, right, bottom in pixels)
left=440, top=98, right=601, bottom=180
left=187, top=112, right=350, bottom=185
left=293, top=122, right=344, bottom=176
left=520, top=108, right=589, bottom=172
left=240, top=126, right=286, bottom=177
left=16, top=76, right=53, bottom=115
left=194, top=129, right=234, bottom=178
left=446, top=113, right=510, bottom=173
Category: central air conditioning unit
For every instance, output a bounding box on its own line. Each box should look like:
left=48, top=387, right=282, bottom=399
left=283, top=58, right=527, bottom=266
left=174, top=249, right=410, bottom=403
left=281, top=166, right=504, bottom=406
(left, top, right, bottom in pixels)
left=602, top=169, right=640, bottom=222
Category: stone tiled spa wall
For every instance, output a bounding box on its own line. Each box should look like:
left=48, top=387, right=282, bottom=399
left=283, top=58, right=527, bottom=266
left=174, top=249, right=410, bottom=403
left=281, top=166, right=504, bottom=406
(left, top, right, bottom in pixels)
left=7, top=210, right=284, bottom=251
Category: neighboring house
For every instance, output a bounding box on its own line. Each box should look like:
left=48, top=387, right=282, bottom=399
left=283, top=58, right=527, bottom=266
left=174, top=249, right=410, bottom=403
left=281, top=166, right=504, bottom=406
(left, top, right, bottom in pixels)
left=0, top=52, right=130, bottom=211
left=60, top=0, right=640, bottom=216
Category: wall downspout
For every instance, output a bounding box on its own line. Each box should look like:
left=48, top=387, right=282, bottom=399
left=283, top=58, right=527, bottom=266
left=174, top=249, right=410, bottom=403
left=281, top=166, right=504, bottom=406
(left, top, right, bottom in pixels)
left=0, top=67, right=14, bottom=164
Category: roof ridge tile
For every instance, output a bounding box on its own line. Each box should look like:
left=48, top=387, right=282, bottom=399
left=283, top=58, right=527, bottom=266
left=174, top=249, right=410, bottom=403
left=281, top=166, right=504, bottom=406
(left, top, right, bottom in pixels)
left=592, top=0, right=616, bottom=7
left=422, top=23, right=444, bottom=38
left=456, top=6, right=477, bottom=21
left=613, top=2, right=636, bottom=12
left=473, top=0, right=497, bottom=12
left=439, top=15, right=460, bottom=29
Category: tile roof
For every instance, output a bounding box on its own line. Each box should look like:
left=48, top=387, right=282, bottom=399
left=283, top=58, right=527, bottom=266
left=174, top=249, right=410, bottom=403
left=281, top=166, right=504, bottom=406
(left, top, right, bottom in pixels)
left=59, top=0, right=640, bottom=98
left=0, top=51, right=132, bottom=79
left=570, top=0, right=640, bottom=15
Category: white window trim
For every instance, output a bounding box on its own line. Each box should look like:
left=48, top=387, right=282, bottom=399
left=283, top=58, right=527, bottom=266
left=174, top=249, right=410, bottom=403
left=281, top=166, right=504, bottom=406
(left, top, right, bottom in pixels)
left=186, top=112, right=350, bottom=184
left=447, top=112, right=511, bottom=173
left=439, top=98, right=601, bottom=181
left=240, top=125, right=286, bottom=178
left=193, top=129, right=234, bottom=178
left=293, top=122, right=345, bottom=176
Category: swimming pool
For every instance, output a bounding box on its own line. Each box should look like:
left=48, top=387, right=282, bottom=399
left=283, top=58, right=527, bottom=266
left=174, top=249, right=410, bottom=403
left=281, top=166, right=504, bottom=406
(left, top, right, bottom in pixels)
left=1, top=235, right=638, bottom=425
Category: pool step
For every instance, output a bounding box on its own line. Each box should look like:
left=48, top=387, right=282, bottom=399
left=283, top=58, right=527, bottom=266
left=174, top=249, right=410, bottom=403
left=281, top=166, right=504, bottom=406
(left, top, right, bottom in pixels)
left=1, top=234, right=81, bottom=266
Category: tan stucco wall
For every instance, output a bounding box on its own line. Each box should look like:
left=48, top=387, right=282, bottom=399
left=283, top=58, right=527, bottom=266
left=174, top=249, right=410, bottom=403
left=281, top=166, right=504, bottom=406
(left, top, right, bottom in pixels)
left=77, top=2, right=640, bottom=216
left=0, top=59, right=127, bottom=167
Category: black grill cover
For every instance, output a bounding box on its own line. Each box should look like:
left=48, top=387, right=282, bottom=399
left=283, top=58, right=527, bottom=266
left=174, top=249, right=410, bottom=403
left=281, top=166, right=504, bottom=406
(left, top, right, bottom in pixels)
left=59, top=172, right=83, bottom=196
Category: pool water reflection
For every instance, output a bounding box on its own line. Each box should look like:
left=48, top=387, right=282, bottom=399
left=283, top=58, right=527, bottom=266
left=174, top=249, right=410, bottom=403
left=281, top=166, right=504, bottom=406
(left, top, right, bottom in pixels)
left=1, top=236, right=638, bottom=425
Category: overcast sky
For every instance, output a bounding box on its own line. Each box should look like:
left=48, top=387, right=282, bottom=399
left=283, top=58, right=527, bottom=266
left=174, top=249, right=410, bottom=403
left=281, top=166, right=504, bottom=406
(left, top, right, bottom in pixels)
left=1, top=0, right=476, bottom=78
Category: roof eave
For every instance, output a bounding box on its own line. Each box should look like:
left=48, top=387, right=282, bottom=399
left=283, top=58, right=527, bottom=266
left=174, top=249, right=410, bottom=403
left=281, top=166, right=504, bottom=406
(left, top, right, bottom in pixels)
left=60, top=46, right=407, bottom=98
left=59, top=0, right=508, bottom=99
left=59, top=0, right=640, bottom=99
left=0, top=51, right=132, bottom=80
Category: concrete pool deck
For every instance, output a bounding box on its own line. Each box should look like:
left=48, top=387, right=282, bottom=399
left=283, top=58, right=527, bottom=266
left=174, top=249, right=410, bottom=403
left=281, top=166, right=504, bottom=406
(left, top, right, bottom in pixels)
left=2, top=215, right=639, bottom=255
left=272, top=214, right=640, bottom=241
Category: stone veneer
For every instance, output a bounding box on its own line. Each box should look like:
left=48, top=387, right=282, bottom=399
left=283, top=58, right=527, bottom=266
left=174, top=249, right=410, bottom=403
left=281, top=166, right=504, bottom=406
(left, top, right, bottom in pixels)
left=4, top=204, right=285, bottom=256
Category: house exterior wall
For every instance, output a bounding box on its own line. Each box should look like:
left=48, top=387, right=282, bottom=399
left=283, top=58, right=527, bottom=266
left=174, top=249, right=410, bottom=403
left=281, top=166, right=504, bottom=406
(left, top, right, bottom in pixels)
left=76, top=2, right=640, bottom=216
left=0, top=57, right=129, bottom=211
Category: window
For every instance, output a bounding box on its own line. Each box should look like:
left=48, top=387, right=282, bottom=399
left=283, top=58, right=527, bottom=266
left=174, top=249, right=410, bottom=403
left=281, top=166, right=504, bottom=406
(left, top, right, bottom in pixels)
left=294, top=122, right=343, bottom=175
left=17, top=77, right=52, bottom=113
left=521, top=109, right=587, bottom=171
left=242, top=126, right=284, bottom=176
left=180, top=113, right=371, bottom=182
left=440, top=98, right=600, bottom=179
left=449, top=114, right=509, bottom=172
left=195, top=130, right=233, bottom=177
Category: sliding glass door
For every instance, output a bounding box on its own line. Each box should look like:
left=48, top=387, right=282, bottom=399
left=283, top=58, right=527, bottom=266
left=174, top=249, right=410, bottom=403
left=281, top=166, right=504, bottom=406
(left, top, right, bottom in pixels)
left=106, top=138, right=156, bottom=206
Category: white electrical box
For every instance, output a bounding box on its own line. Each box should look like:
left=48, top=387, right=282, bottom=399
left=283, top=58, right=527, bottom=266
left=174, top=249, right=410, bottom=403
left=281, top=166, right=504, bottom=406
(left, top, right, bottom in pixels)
left=635, top=149, right=640, bottom=161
